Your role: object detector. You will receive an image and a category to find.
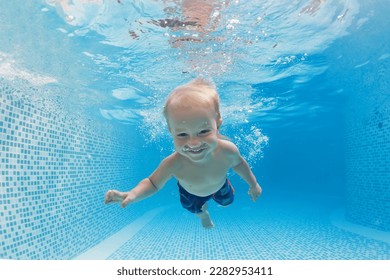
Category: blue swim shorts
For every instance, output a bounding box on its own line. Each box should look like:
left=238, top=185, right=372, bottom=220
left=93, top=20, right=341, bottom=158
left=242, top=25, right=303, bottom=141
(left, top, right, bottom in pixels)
left=178, top=179, right=235, bottom=213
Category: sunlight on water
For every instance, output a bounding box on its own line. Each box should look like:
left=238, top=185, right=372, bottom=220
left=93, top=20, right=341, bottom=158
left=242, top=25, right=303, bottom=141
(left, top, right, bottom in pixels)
left=0, top=52, right=57, bottom=86
left=44, top=0, right=360, bottom=84
left=0, top=0, right=361, bottom=162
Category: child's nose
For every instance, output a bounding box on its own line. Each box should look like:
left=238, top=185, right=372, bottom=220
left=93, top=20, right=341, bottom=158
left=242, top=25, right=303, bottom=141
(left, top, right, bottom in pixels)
left=188, top=136, right=201, bottom=147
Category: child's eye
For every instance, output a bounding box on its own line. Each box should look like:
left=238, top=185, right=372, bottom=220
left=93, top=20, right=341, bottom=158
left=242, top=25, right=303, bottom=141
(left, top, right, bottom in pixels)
left=199, top=129, right=211, bottom=135
left=177, top=133, right=188, bottom=137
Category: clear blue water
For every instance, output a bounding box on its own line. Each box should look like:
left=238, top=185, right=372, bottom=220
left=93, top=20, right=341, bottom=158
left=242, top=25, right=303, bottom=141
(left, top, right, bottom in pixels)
left=0, top=0, right=389, bottom=260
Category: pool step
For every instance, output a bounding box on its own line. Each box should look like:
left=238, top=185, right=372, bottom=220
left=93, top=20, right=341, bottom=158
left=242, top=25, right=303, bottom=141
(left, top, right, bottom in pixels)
left=74, top=206, right=171, bottom=260
left=330, top=208, right=390, bottom=245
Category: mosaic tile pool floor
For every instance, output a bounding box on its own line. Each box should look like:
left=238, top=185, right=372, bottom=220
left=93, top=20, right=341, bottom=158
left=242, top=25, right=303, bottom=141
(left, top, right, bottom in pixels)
left=76, top=193, right=390, bottom=260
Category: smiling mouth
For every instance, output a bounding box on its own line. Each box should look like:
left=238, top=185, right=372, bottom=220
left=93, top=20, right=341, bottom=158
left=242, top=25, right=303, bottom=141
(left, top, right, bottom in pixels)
left=183, top=145, right=207, bottom=154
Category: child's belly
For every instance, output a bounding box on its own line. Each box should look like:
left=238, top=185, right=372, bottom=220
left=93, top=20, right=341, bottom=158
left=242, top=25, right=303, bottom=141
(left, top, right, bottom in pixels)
left=178, top=178, right=227, bottom=197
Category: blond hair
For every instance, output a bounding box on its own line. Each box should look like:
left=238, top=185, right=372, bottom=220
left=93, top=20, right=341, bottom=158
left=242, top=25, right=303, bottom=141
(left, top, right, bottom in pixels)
left=163, top=78, right=222, bottom=131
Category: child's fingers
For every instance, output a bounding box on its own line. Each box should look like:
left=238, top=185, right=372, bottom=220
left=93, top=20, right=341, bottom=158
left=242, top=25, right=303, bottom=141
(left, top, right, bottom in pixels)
left=251, top=193, right=259, bottom=202
left=121, top=195, right=134, bottom=208
left=121, top=200, right=128, bottom=208
left=105, top=190, right=125, bottom=204
left=248, top=189, right=261, bottom=202
left=248, top=190, right=254, bottom=201
left=104, top=190, right=114, bottom=204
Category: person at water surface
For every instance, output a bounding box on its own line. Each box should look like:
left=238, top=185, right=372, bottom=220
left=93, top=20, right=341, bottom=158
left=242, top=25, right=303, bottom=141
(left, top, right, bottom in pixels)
left=105, top=78, right=262, bottom=228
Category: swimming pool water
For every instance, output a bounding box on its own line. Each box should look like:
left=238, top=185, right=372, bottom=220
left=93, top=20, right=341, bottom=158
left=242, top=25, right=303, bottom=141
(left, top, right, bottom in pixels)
left=0, top=0, right=389, bottom=260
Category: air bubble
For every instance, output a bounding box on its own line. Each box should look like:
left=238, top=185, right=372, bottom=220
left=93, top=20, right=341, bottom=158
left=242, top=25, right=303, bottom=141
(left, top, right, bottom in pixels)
left=65, top=15, right=75, bottom=22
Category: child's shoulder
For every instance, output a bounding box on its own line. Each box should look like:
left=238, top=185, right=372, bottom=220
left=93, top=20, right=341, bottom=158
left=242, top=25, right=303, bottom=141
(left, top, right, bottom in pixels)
left=216, top=139, right=243, bottom=166
left=160, top=152, right=182, bottom=170
left=217, top=138, right=240, bottom=155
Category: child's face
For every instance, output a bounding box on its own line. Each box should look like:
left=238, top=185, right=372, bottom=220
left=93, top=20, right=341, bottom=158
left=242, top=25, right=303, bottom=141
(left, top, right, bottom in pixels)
left=167, top=105, right=219, bottom=163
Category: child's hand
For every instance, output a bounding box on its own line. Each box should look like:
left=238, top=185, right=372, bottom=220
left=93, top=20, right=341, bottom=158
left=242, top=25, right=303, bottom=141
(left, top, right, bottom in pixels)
left=248, top=183, right=262, bottom=202
left=104, top=190, right=135, bottom=208
left=105, top=190, right=124, bottom=204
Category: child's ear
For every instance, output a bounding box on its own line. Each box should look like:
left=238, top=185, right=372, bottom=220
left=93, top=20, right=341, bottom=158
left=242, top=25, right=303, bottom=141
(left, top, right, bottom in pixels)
left=217, top=118, right=222, bottom=129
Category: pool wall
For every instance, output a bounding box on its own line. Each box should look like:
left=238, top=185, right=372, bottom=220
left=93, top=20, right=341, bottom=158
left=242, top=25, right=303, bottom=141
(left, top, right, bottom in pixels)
left=0, top=78, right=149, bottom=259
left=332, top=1, right=390, bottom=232
left=344, top=54, right=390, bottom=231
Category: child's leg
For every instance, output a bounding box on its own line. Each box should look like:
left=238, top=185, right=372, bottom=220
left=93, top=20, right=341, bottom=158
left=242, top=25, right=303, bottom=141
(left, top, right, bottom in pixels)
left=177, top=182, right=214, bottom=228
left=196, top=203, right=214, bottom=228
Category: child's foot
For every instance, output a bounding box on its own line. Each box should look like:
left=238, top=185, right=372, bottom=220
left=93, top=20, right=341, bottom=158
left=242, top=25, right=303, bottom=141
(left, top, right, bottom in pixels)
left=196, top=203, right=214, bottom=229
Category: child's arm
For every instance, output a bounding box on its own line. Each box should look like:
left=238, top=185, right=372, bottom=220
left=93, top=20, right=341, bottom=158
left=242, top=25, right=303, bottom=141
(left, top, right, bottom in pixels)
left=232, top=156, right=262, bottom=202
left=104, top=154, right=177, bottom=208
left=224, top=142, right=262, bottom=202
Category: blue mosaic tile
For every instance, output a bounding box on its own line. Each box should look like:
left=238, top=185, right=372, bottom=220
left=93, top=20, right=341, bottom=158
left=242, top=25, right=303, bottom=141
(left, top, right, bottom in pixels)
left=345, top=58, right=390, bottom=231
left=106, top=195, right=390, bottom=260
left=0, top=80, right=149, bottom=259
left=1, top=76, right=389, bottom=260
